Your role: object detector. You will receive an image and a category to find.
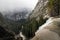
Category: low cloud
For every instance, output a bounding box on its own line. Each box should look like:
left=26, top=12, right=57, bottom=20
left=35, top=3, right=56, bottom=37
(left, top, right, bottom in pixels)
left=0, top=0, right=38, bottom=14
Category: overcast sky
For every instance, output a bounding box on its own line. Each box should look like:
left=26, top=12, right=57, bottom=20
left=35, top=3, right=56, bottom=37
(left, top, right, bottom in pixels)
left=0, top=0, right=38, bottom=14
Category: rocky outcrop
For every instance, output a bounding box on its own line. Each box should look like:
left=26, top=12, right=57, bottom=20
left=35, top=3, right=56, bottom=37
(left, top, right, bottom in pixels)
left=30, top=0, right=60, bottom=40
left=30, top=0, right=60, bottom=20
left=30, top=0, right=48, bottom=19
left=31, top=17, right=60, bottom=40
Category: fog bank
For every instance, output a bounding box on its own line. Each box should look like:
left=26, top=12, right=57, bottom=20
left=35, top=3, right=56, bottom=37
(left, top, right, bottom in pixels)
left=0, top=0, right=38, bottom=15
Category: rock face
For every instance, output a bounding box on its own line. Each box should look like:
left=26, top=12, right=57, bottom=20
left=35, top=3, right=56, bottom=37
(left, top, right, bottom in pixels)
left=30, top=0, right=48, bottom=18
left=30, top=0, right=60, bottom=20
left=31, top=17, right=60, bottom=40
left=30, top=0, right=60, bottom=40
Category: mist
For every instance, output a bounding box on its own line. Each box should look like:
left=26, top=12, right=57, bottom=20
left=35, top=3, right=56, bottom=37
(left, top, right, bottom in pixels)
left=0, top=0, right=38, bottom=15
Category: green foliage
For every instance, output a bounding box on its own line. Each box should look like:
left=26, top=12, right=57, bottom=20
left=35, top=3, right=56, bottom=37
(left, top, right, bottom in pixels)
left=0, top=12, right=47, bottom=39
left=22, top=18, right=38, bottom=38
left=38, top=16, right=47, bottom=26
left=5, top=22, right=22, bottom=34
left=48, top=0, right=54, bottom=8
left=22, top=16, right=47, bottom=38
left=48, top=0, right=60, bottom=17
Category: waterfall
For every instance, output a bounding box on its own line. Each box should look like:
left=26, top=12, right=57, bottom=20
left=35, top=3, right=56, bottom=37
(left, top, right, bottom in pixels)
left=20, top=32, right=26, bottom=40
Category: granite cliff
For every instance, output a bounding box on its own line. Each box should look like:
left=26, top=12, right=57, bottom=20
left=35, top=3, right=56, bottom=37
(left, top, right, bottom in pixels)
left=30, top=0, right=60, bottom=20
left=30, top=0, right=60, bottom=40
